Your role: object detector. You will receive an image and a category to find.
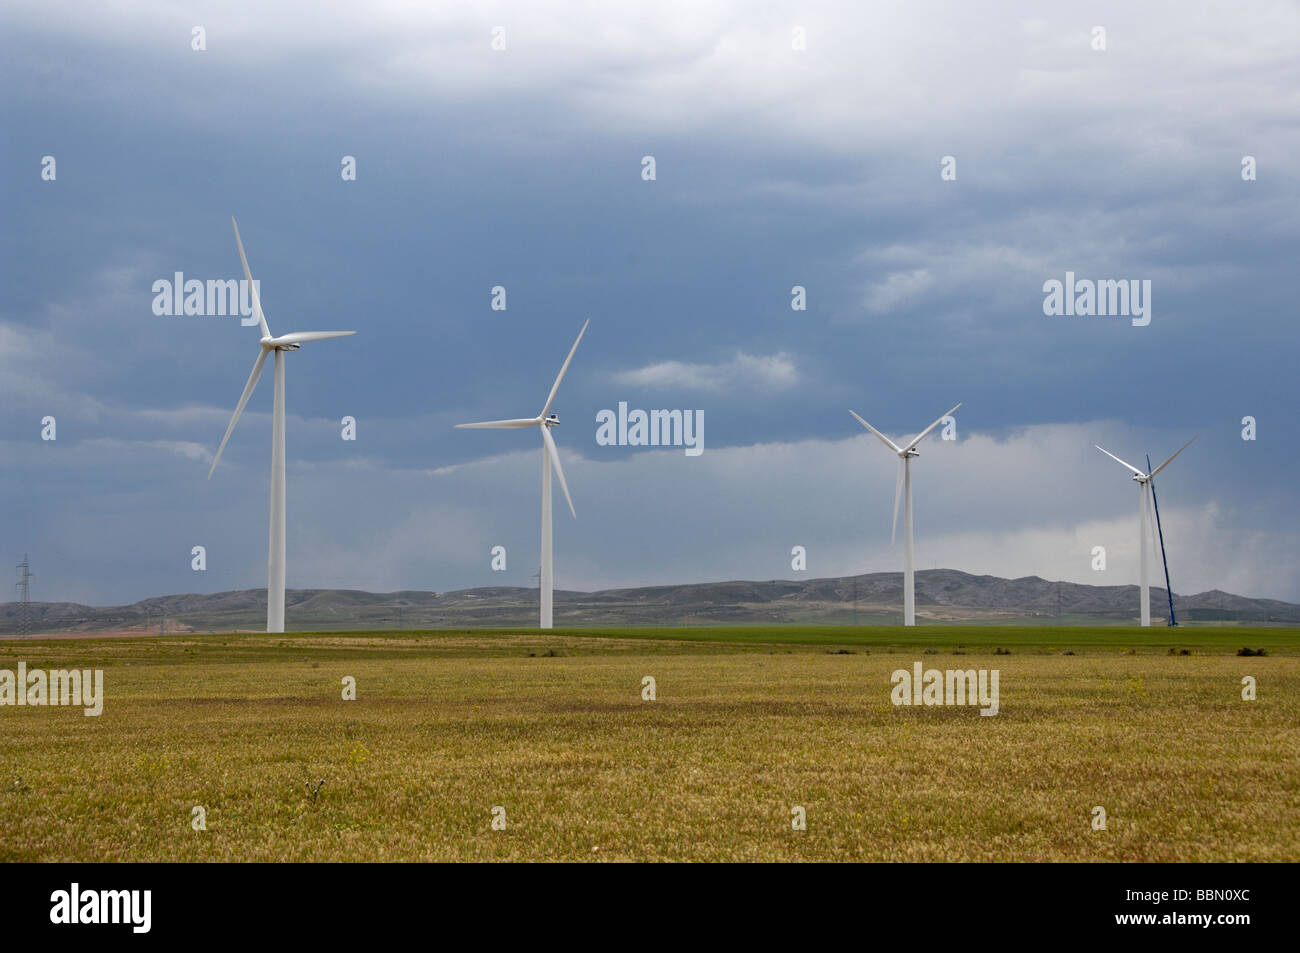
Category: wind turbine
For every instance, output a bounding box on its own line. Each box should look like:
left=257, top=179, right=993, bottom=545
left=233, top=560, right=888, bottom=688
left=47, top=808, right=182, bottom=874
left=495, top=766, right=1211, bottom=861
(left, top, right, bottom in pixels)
left=207, top=217, right=356, bottom=633
left=456, top=319, right=589, bottom=629
left=1094, top=436, right=1198, bottom=627
left=848, top=402, right=962, bottom=626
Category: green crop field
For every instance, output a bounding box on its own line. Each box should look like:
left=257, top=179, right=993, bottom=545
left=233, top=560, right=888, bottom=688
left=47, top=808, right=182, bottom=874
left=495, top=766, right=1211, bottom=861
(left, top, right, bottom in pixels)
left=1, top=625, right=1297, bottom=862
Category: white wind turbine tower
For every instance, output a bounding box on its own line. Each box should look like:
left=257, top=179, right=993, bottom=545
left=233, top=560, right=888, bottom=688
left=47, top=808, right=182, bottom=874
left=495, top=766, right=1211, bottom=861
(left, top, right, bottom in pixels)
left=1094, top=436, right=1198, bottom=627
left=849, top=403, right=962, bottom=626
left=207, top=217, right=356, bottom=633
left=456, top=319, right=589, bottom=630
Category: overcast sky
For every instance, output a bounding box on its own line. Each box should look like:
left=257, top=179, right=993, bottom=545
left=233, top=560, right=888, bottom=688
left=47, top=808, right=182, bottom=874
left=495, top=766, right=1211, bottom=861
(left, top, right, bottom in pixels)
left=2, top=1, right=1297, bottom=607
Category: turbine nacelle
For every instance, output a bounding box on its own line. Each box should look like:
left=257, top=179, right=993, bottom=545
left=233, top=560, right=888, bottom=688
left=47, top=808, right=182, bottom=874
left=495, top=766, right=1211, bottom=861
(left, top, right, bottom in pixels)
left=544, top=413, right=560, bottom=427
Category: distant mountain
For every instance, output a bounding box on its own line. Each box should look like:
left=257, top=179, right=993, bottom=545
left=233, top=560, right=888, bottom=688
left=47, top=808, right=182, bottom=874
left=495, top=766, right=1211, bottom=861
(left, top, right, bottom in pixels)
left=3, top=570, right=1298, bottom=634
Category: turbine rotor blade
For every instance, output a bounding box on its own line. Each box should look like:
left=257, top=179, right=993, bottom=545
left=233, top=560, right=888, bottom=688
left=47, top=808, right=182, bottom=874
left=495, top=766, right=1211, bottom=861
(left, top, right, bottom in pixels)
left=271, top=330, right=356, bottom=346
left=1094, top=445, right=1146, bottom=478
left=540, top=425, right=576, bottom=519
left=891, top=457, right=904, bottom=544
left=1148, top=435, right=1199, bottom=479
left=231, top=217, right=271, bottom=339
left=848, top=410, right=902, bottom=454
left=903, top=402, right=962, bottom=454
left=208, top=348, right=269, bottom=479
left=540, top=319, right=589, bottom=419
left=454, top=418, right=540, bottom=429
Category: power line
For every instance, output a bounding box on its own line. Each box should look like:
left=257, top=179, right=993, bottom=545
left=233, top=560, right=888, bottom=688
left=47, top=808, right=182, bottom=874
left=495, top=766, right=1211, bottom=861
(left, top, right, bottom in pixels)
left=15, top=554, right=33, bottom=635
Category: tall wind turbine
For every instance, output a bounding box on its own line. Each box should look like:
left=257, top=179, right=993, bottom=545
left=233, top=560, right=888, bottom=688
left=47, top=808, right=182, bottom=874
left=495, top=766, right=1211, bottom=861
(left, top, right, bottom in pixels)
left=456, top=320, right=589, bottom=629
left=848, top=402, right=961, bottom=626
left=1094, top=436, right=1198, bottom=627
left=207, top=217, right=356, bottom=633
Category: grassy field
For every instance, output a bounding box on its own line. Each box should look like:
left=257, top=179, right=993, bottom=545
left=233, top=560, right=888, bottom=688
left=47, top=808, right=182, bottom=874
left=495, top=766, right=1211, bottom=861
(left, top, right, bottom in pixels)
left=1, top=625, right=1297, bottom=862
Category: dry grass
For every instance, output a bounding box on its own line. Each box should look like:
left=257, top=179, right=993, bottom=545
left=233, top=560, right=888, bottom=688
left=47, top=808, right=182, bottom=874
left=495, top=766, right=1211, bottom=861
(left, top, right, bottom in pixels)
left=1, top=630, right=1297, bottom=861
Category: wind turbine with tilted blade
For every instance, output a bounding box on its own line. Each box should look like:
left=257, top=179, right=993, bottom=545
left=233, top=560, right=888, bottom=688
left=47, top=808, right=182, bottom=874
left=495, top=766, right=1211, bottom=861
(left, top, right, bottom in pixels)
left=1094, top=436, right=1197, bottom=626
left=207, top=217, right=356, bottom=633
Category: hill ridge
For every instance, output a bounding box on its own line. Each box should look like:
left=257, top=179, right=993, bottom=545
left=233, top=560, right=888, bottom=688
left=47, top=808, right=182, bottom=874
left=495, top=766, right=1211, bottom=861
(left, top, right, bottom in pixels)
left=3, top=568, right=1297, bottom=633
